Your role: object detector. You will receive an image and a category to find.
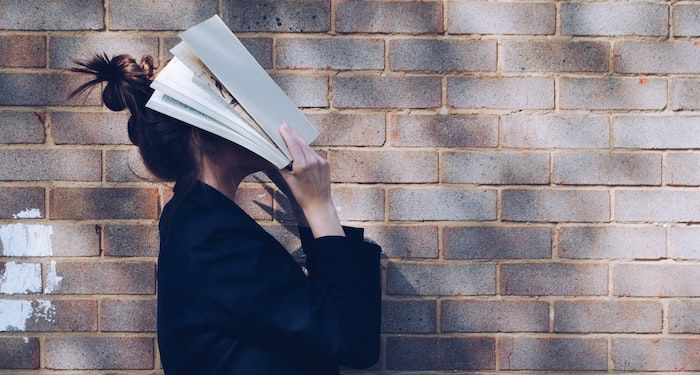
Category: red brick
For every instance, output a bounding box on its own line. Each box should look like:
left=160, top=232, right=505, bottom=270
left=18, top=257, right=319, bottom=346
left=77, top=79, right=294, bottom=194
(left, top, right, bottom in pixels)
left=50, top=187, right=160, bottom=220
left=382, top=300, right=436, bottom=333
left=0, top=337, right=39, bottom=369
left=45, top=337, right=153, bottom=369
left=104, top=225, right=159, bottom=257
left=0, top=111, right=46, bottom=144
left=0, top=187, right=44, bottom=219
left=0, top=299, right=97, bottom=331
left=0, top=149, right=101, bottom=181
left=0, top=1, right=103, bottom=30
left=364, top=225, right=438, bottom=258
left=669, top=299, right=700, bottom=333
left=612, top=338, right=700, bottom=371
left=307, top=113, right=384, bottom=146
left=44, top=261, right=155, bottom=295
left=0, top=35, right=45, bottom=67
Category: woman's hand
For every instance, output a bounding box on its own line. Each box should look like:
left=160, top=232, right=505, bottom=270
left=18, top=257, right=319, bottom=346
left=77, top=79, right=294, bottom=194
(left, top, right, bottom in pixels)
left=262, top=167, right=310, bottom=227
left=271, top=122, right=344, bottom=238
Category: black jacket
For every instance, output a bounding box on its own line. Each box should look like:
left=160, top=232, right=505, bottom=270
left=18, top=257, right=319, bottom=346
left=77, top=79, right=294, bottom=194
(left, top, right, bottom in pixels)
left=156, top=178, right=382, bottom=374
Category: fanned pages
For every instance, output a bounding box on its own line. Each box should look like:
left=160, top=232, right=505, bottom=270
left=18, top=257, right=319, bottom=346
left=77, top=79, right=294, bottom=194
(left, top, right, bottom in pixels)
left=145, top=14, right=320, bottom=169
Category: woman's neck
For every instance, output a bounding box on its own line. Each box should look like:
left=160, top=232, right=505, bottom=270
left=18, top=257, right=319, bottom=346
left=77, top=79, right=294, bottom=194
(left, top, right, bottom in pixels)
left=199, top=164, right=249, bottom=203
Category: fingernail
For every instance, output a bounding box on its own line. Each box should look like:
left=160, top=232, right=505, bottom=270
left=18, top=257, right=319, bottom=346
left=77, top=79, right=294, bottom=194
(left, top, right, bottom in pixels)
left=282, top=122, right=288, bottom=129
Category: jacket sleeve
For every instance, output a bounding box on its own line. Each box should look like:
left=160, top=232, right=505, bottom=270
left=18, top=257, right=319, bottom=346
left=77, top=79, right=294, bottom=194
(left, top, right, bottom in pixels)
left=186, top=217, right=382, bottom=369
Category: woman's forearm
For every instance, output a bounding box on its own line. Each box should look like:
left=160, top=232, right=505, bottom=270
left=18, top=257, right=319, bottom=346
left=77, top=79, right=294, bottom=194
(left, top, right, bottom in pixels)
left=302, top=199, right=345, bottom=238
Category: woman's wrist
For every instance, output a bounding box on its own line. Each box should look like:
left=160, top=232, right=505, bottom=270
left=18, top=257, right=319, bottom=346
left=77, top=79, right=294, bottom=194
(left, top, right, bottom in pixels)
left=302, top=199, right=345, bottom=238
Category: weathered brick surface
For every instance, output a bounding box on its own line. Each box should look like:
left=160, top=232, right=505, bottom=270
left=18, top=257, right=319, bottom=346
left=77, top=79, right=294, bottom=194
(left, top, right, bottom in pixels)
left=553, top=152, right=661, bottom=185
left=0, top=35, right=45, bottom=67
left=554, top=300, right=662, bottom=333
left=389, top=39, right=496, bottom=72
left=448, top=77, right=553, bottom=109
left=561, top=2, right=668, bottom=36
left=3, top=1, right=700, bottom=372
left=502, top=189, right=610, bottom=222
left=0, top=1, right=103, bottom=30
left=447, top=1, right=555, bottom=35
left=501, top=40, right=608, bottom=72
left=0, top=111, right=46, bottom=143
left=614, top=41, right=700, bottom=74
left=386, top=263, right=495, bottom=296
left=388, top=114, right=497, bottom=148
left=442, top=300, right=549, bottom=332
left=277, top=37, right=383, bottom=70
left=500, top=337, right=608, bottom=370
left=612, top=338, right=700, bottom=371
left=501, top=263, right=608, bottom=296
left=336, top=1, right=442, bottom=34
left=444, top=226, right=551, bottom=259
left=224, top=0, right=330, bottom=32
left=45, top=337, right=153, bottom=369
left=558, top=226, right=666, bottom=259
left=559, top=77, right=667, bottom=110
left=333, top=76, right=441, bottom=109
left=671, top=78, right=700, bottom=110
left=386, top=336, right=494, bottom=370
left=613, top=264, right=700, bottom=297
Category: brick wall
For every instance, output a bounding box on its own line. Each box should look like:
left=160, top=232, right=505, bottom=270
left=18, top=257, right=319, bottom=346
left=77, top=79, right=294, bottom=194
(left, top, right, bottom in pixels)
left=0, top=0, right=699, bottom=373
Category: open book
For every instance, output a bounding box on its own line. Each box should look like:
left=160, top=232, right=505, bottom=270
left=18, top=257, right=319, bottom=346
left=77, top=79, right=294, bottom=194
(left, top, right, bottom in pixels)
left=145, top=14, right=320, bottom=169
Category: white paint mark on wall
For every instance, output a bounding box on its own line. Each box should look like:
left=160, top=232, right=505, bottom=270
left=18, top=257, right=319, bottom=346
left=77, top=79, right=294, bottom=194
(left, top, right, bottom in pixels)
left=45, top=260, right=62, bottom=294
left=0, top=262, right=42, bottom=294
left=12, top=208, right=42, bottom=219
left=0, top=223, right=53, bottom=256
left=23, top=337, right=29, bottom=343
left=0, top=300, right=55, bottom=331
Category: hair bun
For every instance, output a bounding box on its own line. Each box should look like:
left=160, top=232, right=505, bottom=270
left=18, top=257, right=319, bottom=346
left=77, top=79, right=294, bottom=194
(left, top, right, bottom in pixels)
left=68, top=52, right=156, bottom=113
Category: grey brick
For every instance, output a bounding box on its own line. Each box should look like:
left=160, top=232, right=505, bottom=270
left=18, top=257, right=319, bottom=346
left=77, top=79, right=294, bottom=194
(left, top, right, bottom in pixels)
left=51, top=112, right=131, bottom=144
left=0, top=73, right=101, bottom=106
left=615, top=189, right=700, bottom=222
left=333, top=76, right=441, bottom=109
left=49, top=188, right=160, bottom=220
left=502, top=114, right=609, bottom=149
left=224, top=0, right=330, bottom=32
left=0, top=112, right=45, bottom=143
left=614, top=116, right=700, bottom=149
left=502, top=40, right=609, bottom=72
left=500, top=337, right=608, bottom=370
left=103, top=225, right=159, bottom=257
left=106, top=149, right=156, bottom=183
left=444, top=226, right=551, bottom=259
left=673, top=3, right=700, bottom=37
left=559, top=226, right=666, bottom=260
left=387, top=263, right=495, bottom=296
left=307, top=113, right=384, bottom=146
left=49, top=36, right=159, bottom=69
left=554, top=301, right=662, bottom=333
left=447, top=1, right=555, bottom=35
left=0, top=337, right=39, bottom=368
left=560, top=77, right=666, bottom=110
left=669, top=299, right=700, bottom=333
left=364, top=225, right=438, bottom=259
left=442, top=151, right=549, bottom=184
left=442, top=300, right=549, bottom=332
left=388, top=114, right=498, bottom=148
left=336, top=1, right=442, bottom=34
left=100, top=299, right=156, bottom=332
left=0, top=35, right=45, bottom=67
left=331, top=186, right=384, bottom=221
left=502, top=189, right=610, bottom=223
left=666, top=153, right=700, bottom=186
left=109, top=0, right=217, bottom=30
left=669, top=226, right=700, bottom=260
left=387, top=337, right=495, bottom=370
left=388, top=188, right=497, bottom=221
left=0, top=299, right=96, bottom=331
left=382, top=300, right=436, bottom=333
left=0, top=0, right=103, bottom=30
left=672, top=78, right=700, bottom=110
left=389, top=39, right=496, bottom=72
left=330, top=150, right=437, bottom=183
left=0, top=149, right=100, bottom=181
left=501, top=263, right=608, bottom=296
left=613, top=264, right=700, bottom=297
left=448, top=77, right=553, bottom=109
left=44, top=337, right=153, bottom=370
left=165, top=36, right=272, bottom=69
left=45, top=261, right=155, bottom=295
left=562, top=2, right=668, bottom=36
left=612, top=338, right=700, bottom=371
left=270, top=75, right=328, bottom=108
left=0, top=224, right=99, bottom=257
left=614, top=41, right=700, bottom=74
left=0, top=187, right=44, bottom=219
left=553, top=152, right=662, bottom=185
left=277, top=38, right=383, bottom=70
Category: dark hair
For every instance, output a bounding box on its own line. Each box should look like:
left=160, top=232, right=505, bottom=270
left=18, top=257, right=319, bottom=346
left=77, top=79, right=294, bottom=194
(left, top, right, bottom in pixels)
left=67, top=52, right=224, bottom=228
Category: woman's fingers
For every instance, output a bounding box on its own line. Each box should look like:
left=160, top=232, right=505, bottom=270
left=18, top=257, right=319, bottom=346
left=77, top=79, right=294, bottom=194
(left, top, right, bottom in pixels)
left=279, top=122, right=308, bottom=169
left=286, top=124, right=324, bottom=164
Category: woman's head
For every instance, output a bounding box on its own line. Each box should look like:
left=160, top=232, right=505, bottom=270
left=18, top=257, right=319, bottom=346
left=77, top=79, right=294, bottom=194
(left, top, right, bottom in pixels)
left=67, top=52, right=270, bottom=198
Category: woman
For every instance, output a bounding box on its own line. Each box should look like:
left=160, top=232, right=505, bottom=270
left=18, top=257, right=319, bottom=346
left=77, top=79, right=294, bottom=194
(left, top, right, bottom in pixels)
left=68, top=52, right=382, bottom=374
